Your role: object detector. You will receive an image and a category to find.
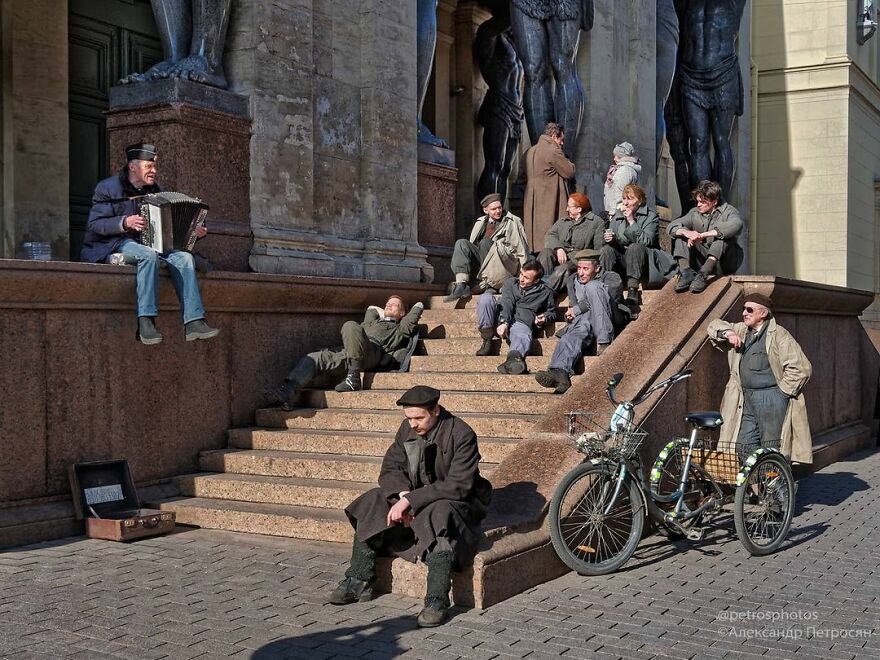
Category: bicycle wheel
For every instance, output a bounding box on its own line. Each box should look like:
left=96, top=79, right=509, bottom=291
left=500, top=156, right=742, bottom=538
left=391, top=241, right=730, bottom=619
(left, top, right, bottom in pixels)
left=549, top=462, right=644, bottom=575
left=734, top=452, right=795, bottom=555
left=650, top=440, right=718, bottom=538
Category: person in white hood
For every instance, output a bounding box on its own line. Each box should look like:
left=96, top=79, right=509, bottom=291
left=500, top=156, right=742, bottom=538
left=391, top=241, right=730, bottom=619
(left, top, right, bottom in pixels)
left=603, top=142, right=642, bottom=218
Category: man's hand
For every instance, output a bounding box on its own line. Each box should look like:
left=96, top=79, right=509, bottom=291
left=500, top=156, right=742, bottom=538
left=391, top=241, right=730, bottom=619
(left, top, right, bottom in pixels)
left=556, top=248, right=567, bottom=265
left=195, top=225, right=208, bottom=239
left=603, top=229, right=614, bottom=244
left=535, top=313, right=546, bottom=326
left=123, top=214, right=146, bottom=232
left=679, top=229, right=702, bottom=247
left=497, top=322, right=508, bottom=339
left=723, top=329, right=743, bottom=349
left=565, top=308, right=576, bottom=321
left=387, top=496, right=411, bottom=526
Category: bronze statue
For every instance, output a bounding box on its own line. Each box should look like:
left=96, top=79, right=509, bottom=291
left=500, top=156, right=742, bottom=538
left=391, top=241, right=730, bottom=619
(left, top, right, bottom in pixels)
left=656, top=0, right=679, bottom=165
left=121, top=0, right=233, bottom=89
left=509, top=0, right=593, bottom=161
left=475, top=6, right=524, bottom=204
left=417, top=0, right=448, bottom=147
left=668, top=0, right=747, bottom=203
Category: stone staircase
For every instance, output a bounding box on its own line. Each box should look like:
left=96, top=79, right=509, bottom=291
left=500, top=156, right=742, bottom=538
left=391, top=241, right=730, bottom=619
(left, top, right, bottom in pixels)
left=151, top=290, right=658, bottom=600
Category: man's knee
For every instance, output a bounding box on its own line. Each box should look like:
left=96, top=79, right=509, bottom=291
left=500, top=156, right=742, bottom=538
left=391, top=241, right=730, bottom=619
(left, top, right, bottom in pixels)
left=625, top=243, right=647, bottom=258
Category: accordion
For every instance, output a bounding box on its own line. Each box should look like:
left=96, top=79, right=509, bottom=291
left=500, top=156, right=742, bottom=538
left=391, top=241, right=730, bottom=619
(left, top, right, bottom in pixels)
left=138, top=192, right=208, bottom=253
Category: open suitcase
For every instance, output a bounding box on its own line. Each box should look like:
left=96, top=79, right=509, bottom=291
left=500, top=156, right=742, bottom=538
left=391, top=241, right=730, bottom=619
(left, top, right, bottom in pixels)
left=68, top=459, right=175, bottom=542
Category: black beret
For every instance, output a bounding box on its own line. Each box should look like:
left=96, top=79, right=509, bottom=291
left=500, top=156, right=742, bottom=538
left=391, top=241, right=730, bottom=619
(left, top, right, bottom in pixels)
left=396, top=385, right=441, bottom=407
left=743, top=293, right=773, bottom=310
left=480, top=193, right=502, bottom=208
left=126, top=143, right=157, bottom=162
left=573, top=249, right=601, bottom=262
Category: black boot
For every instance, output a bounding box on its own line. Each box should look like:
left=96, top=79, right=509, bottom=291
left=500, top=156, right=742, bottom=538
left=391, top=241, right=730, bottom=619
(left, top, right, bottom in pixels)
left=535, top=368, right=570, bottom=394
left=475, top=328, right=497, bottom=356
left=185, top=318, right=220, bottom=341
left=626, top=287, right=642, bottom=306
left=418, top=549, right=454, bottom=627
left=136, top=316, right=163, bottom=345
left=497, top=350, right=526, bottom=375
left=330, top=537, right=375, bottom=605
left=444, top=282, right=471, bottom=302
left=335, top=359, right=363, bottom=392
left=674, top=268, right=696, bottom=293
left=264, top=380, right=301, bottom=411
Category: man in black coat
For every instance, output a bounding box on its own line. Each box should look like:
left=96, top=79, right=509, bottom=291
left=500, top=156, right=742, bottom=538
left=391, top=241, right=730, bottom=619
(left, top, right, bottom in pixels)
left=331, top=386, right=492, bottom=628
left=80, top=143, right=218, bottom=345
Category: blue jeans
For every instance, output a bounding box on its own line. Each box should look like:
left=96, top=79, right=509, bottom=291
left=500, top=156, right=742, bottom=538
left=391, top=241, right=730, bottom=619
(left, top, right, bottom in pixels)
left=118, top=239, right=205, bottom=323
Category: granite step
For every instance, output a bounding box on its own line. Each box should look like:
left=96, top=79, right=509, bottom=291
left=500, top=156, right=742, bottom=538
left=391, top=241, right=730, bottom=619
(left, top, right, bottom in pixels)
left=420, top=306, right=569, bottom=323
left=152, top=497, right=356, bottom=543
left=227, top=428, right=521, bottom=463
left=255, top=408, right=539, bottom=437
left=177, top=472, right=371, bottom=510
left=418, top=337, right=559, bottom=356
left=199, top=449, right=384, bottom=483
left=365, top=371, right=563, bottom=393
left=410, top=354, right=554, bottom=372
left=300, top=389, right=553, bottom=414
left=419, top=321, right=561, bottom=339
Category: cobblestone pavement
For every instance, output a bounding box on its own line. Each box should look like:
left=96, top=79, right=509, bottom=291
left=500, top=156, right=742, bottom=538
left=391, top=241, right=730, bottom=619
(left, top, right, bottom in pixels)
left=2, top=449, right=879, bottom=660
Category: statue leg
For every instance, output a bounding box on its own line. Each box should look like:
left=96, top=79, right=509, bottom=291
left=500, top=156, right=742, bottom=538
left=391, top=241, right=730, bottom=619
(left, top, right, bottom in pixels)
left=664, top=84, right=694, bottom=212
left=681, top=96, right=712, bottom=188
left=510, top=9, right=552, bottom=146
left=547, top=17, right=584, bottom=162
left=477, top=119, right=510, bottom=202
left=162, top=0, right=233, bottom=89
left=708, top=106, right=738, bottom=199
left=416, top=0, right=448, bottom=146
left=120, top=0, right=191, bottom=83
left=655, top=0, right=679, bottom=164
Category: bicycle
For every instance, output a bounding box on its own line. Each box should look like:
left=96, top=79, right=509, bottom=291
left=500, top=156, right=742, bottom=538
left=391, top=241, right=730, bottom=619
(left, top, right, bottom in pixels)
left=548, top=369, right=797, bottom=576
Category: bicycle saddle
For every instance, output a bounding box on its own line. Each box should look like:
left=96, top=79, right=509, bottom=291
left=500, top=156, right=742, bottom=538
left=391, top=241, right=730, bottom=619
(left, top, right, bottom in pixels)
left=684, top=411, right=723, bottom=429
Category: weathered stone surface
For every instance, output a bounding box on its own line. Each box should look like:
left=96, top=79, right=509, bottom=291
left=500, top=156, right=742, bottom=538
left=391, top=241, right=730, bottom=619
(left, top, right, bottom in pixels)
left=108, top=79, right=249, bottom=117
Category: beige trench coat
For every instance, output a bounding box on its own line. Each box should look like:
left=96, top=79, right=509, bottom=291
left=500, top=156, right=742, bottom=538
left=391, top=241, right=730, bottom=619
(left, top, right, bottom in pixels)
left=522, top=135, right=576, bottom=251
left=469, top=211, right=530, bottom=290
left=707, top=317, right=813, bottom=463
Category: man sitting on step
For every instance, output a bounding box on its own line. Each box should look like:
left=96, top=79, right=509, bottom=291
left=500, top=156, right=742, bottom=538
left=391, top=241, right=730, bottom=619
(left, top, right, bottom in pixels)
left=330, top=386, right=492, bottom=628
left=474, top=259, right=556, bottom=374
left=444, top=193, right=529, bottom=302
left=265, top=296, right=424, bottom=409
left=535, top=250, right=615, bottom=394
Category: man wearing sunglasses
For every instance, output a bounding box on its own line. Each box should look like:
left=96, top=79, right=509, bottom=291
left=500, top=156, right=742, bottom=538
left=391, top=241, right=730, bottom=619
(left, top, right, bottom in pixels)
left=707, top=293, right=813, bottom=464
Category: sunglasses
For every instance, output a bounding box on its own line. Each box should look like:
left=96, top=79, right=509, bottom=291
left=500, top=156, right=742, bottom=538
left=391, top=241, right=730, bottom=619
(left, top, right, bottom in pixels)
left=743, top=306, right=758, bottom=313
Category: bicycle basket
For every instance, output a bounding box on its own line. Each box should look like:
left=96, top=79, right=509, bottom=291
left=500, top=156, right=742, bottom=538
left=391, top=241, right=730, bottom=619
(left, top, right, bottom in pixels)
left=566, top=411, right=647, bottom=459
left=687, top=437, right=782, bottom=485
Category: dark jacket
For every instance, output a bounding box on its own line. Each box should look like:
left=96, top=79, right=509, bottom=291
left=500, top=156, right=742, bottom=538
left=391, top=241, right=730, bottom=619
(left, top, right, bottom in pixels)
left=80, top=169, right=160, bottom=263
left=345, top=408, right=492, bottom=564
left=609, top=204, right=677, bottom=286
left=498, top=276, right=557, bottom=330
left=543, top=212, right=605, bottom=256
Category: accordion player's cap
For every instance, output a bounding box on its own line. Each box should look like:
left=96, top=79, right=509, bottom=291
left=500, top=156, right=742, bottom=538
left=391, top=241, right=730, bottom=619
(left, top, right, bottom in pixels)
left=126, top=143, right=157, bottom=162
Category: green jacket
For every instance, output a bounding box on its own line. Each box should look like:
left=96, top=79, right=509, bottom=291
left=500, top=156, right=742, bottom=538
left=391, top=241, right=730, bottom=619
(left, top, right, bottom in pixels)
left=362, top=305, right=424, bottom=358
left=544, top=212, right=605, bottom=255
left=609, top=204, right=660, bottom=248
left=668, top=202, right=743, bottom=244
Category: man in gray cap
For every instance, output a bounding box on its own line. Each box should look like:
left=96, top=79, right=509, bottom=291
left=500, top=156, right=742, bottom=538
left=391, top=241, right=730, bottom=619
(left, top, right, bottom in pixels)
left=708, top=293, right=813, bottom=464
left=331, top=386, right=492, bottom=628
left=535, top=250, right=615, bottom=394
left=80, top=142, right=219, bottom=345
left=445, top=193, right=529, bottom=302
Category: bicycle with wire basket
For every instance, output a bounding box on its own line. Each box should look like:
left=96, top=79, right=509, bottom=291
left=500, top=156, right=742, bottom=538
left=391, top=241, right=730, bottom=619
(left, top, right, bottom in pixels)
left=548, top=369, right=796, bottom=576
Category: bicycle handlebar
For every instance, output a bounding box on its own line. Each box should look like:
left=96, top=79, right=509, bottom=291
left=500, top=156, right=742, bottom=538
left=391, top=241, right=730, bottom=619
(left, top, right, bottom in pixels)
left=606, top=368, right=693, bottom=407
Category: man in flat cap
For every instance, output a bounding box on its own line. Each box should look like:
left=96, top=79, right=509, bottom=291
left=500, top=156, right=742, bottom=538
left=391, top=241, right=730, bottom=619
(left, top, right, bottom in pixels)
left=475, top=258, right=556, bottom=371
left=537, top=191, right=605, bottom=294
left=445, top=193, right=529, bottom=302
left=266, top=296, right=425, bottom=408
left=708, top=293, right=813, bottom=464
left=331, top=386, right=492, bottom=627
left=535, top=250, right=616, bottom=394
left=80, top=143, right=218, bottom=345
left=668, top=179, right=743, bottom=294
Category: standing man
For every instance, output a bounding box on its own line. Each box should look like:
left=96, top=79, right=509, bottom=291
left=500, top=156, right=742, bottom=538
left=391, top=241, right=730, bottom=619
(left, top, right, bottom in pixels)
left=475, top=259, right=556, bottom=372
left=602, top=142, right=641, bottom=219
left=80, top=143, right=219, bottom=345
left=535, top=251, right=614, bottom=394
left=522, top=123, right=577, bottom=251
left=707, top=294, right=812, bottom=464
left=265, top=296, right=424, bottom=409
left=538, top=192, right=604, bottom=293
left=331, top=386, right=492, bottom=628
left=668, top=180, right=743, bottom=294
left=445, top=193, right=529, bottom=302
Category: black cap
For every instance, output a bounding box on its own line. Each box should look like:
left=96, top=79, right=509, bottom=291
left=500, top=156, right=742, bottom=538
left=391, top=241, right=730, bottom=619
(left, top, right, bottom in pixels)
left=126, top=143, right=157, bottom=162
left=395, top=386, right=441, bottom=407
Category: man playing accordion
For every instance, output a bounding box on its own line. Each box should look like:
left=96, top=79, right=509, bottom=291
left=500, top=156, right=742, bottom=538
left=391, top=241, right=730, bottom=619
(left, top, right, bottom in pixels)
left=80, top=143, right=219, bottom=345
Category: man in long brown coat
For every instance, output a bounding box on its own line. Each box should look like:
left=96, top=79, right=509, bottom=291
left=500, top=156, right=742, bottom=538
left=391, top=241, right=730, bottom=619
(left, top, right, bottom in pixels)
left=522, top=122, right=576, bottom=251
left=707, top=293, right=812, bottom=464
left=330, top=386, right=492, bottom=627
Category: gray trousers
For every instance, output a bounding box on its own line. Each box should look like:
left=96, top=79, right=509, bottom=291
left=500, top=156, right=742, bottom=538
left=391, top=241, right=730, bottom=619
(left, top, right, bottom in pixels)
left=476, top=291, right=532, bottom=355
left=601, top=243, right=649, bottom=287
left=672, top=237, right=743, bottom=275
left=537, top=247, right=574, bottom=293
left=450, top=238, right=493, bottom=280
left=285, top=320, right=384, bottom=386
left=737, top=386, right=790, bottom=459
left=549, top=313, right=596, bottom=374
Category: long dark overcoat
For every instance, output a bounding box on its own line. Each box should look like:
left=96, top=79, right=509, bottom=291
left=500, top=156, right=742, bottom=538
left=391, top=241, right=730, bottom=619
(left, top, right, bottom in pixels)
left=344, top=408, right=492, bottom=566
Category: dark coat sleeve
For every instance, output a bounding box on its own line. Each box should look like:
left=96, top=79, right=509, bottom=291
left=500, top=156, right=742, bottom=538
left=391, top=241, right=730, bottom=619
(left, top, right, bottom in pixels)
left=396, top=303, right=424, bottom=339
left=405, top=419, right=482, bottom=514
left=87, top=178, right=129, bottom=237
left=543, top=219, right=564, bottom=252
left=498, top=278, right=516, bottom=325
left=542, top=287, right=558, bottom=324
left=377, top=421, right=415, bottom=500
left=567, top=273, right=589, bottom=316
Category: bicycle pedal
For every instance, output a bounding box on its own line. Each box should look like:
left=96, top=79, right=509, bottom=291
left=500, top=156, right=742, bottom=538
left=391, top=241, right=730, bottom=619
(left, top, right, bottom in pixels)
left=686, top=527, right=706, bottom=541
